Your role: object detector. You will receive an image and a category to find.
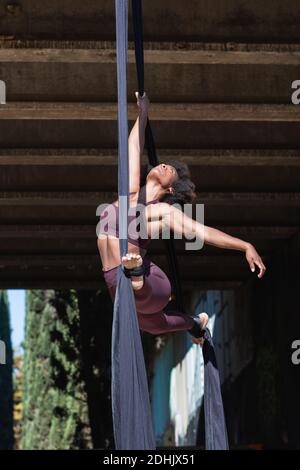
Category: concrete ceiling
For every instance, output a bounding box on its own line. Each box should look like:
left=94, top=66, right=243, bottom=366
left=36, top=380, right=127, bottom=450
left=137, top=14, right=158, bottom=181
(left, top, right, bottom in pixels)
left=0, top=0, right=299, bottom=288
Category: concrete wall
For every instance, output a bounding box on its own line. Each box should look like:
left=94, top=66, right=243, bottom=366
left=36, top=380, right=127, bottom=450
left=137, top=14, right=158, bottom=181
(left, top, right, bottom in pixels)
left=151, top=237, right=300, bottom=448
left=151, top=283, right=254, bottom=447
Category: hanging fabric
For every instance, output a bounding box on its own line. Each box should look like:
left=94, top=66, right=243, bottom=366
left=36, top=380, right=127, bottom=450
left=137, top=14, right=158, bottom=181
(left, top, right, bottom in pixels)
left=131, top=0, right=184, bottom=311
left=203, top=329, right=229, bottom=449
left=112, top=0, right=156, bottom=450
left=131, top=0, right=229, bottom=450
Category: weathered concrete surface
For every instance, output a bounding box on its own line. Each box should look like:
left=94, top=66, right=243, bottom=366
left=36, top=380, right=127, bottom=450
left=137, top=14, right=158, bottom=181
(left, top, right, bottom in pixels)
left=0, top=1, right=299, bottom=286
left=0, top=252, right=263, bottom=288
left=0, top=191, right=298, bottom=225
left=0, top=47, right=299, bottom=103
left=0, top=149, right=299, bottom=191
left=1, top=1, right=300, bottom=42
left=0, top=102, right=299, bottom=148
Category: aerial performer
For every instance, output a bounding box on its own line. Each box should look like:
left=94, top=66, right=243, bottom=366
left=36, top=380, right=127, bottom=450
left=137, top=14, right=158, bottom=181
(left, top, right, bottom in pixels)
left=97, top=92, right=266, bottom=345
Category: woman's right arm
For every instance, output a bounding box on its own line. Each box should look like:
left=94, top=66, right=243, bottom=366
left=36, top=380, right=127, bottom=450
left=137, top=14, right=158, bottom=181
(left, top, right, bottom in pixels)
left=161, top=203, right=203, bottom=243
left=161, top=203, right=266, bottom=278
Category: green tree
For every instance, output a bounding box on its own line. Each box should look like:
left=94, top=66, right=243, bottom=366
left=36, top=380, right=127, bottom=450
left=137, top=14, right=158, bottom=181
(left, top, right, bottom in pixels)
left=13, top=352, right=23, bottom=449
left=21, top=290, right=92, bottom=449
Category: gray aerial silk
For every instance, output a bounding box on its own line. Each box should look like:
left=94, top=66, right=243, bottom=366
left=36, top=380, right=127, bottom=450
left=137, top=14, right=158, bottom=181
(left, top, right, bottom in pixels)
left=203, top=329, right=229, bottom=449
left=111, top=0, right=156, bottom=450
left=131, top=0, right=229, bottom=450
left=111, top=0, right=228, bottom=451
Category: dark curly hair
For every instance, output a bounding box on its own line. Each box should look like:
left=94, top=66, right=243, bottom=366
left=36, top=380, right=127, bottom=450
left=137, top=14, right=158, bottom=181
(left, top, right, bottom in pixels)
left=140, top=159, right=197, bottom=208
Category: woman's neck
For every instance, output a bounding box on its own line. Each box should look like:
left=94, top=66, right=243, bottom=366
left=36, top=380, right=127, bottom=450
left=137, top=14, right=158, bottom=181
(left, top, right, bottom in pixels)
left=143, top=182, right=164, bottom=203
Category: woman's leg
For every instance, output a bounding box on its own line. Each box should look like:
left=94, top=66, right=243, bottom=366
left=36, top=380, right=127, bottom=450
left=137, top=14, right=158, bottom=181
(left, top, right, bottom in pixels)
left=133, top=260, right=195, bottom=333
left=133, top=260, right=172, bottom=313
left=137, top=309, right=194, bottom=335
left=103, top=258, right=195, bottom=334
left=103, top=258, right=170, bottom=313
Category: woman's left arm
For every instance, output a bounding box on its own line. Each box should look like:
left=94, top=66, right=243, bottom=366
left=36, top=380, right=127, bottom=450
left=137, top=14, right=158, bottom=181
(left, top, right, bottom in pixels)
left=204, top=225, right=267, bottom=278
left=128, top=92, right=149, bottom=193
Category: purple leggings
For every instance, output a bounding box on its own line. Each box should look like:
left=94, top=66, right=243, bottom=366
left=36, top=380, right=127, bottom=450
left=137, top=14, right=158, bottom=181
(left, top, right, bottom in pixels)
left=103, top=258, right=195, bottom=335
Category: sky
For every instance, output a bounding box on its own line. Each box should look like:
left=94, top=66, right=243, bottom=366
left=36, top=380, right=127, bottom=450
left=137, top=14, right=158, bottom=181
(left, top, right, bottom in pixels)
left=7, top=289, right=26, bottom=351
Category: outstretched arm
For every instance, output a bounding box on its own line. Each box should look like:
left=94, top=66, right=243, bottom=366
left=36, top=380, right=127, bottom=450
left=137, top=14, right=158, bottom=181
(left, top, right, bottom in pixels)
left=203, top=225, right=266, bottom=278
left=128, top=92, right=149, bottom=194
left=161, top=203, right=266, bottom=278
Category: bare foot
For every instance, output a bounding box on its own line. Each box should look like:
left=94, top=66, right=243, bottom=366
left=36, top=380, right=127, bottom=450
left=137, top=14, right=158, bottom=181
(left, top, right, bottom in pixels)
left=121, top=253, right=144, bottom=290
left=191, top=312, right=209, bottom=348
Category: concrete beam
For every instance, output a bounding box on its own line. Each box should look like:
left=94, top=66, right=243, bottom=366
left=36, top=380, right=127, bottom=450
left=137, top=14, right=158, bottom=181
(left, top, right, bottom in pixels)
left=0, top=149, right=299, bottom=191
left=0, top=102, right=299, bottom=148
left=1, top=1, right=300, bottom=42
left=0, top=191, right=298, bottom=225
left=0, top=253, right=258, bottom=286
left=0, top=225, right=293, bottom=256
left=1, top=47, right=299, bottom=103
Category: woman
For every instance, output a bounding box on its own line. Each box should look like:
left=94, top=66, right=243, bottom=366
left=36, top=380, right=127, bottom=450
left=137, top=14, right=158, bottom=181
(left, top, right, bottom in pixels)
left=97, top=92, right=266, bottom=345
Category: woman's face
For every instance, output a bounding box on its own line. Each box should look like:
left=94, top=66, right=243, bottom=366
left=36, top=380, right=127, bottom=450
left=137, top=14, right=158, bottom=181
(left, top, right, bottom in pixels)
left=147, top=163, right=178, bottom=190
